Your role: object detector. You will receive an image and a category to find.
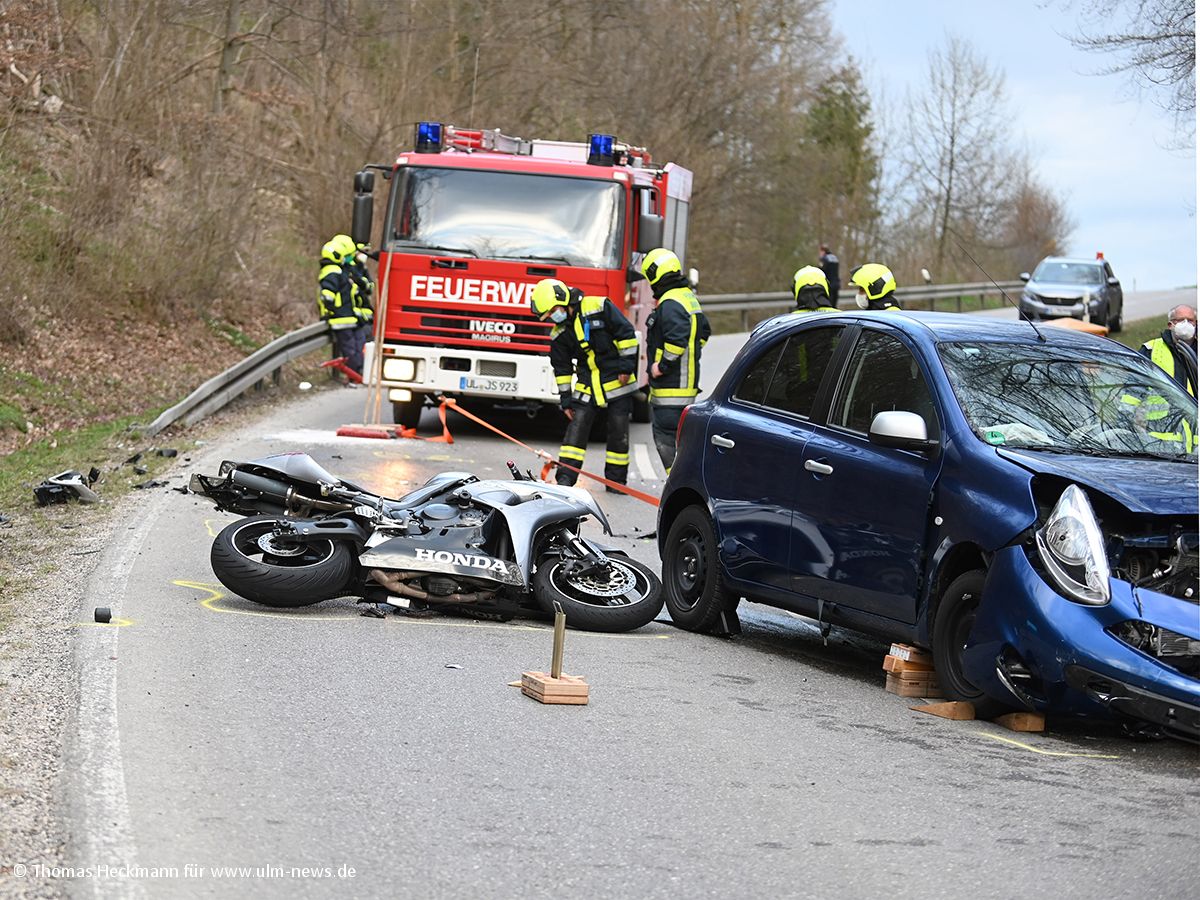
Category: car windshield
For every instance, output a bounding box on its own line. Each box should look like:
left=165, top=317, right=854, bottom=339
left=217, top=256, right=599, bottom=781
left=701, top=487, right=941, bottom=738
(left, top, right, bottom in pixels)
left=387, top=167, right=624, bottom=268
left=1031, top=261, right=1104, bottom=285
left=938, top=341, right=1197, bottom=460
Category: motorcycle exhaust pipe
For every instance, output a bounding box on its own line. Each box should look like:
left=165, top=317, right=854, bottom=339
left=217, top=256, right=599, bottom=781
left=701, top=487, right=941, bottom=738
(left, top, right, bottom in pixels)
left=230, top=470, right=293, bottom=503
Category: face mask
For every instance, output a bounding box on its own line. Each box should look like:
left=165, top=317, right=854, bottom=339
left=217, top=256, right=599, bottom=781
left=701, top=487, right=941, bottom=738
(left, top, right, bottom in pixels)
left=1171, top=320, right=1196, bottom=342
left=548, top=307, right=568, bottom=324
left=855, top=293, right=869, bottom=310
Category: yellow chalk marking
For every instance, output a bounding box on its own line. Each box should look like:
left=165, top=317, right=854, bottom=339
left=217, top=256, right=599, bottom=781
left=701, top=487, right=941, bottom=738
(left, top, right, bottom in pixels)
left=974, top=730, right=1121, bottom=760
left=75, top=618, right=135, bottom=628
left=173, top=580, right=355, bottom=621
left=204, top=518, right=228, bottom=538
left=175, top=579, right=670, bottom=637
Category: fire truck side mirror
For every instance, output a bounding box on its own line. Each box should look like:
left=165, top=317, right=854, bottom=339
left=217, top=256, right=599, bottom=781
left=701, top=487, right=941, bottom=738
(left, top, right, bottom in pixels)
left=352, top=170, right=376, bottom=247
left=637, top=213, right=664, bottom=254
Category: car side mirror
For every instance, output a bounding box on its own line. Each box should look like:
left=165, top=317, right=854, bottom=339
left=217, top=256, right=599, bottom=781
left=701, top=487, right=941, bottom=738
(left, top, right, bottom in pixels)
left=1019, top=272, right=1031, bottom=283
left=1106, top=276, right=1120, bottom=286
left=869, top=411, right=937, bottom=453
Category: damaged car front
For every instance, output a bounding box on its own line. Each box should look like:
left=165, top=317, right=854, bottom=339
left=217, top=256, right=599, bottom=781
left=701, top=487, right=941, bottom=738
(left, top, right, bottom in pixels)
left=939, top=337, right=1199, bottom=738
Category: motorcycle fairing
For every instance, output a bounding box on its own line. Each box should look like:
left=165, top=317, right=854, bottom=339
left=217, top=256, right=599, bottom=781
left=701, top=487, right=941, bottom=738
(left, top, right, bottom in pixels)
left=360, top=539, right=524, bottom=587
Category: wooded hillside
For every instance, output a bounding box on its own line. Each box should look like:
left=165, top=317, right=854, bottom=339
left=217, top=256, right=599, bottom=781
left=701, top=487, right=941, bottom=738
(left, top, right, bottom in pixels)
left=0, top=0, right=1070, bottom=449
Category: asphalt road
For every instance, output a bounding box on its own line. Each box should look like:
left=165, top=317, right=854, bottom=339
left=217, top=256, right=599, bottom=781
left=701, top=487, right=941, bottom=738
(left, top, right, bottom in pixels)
left=62, top=293, right=1198, bottom=899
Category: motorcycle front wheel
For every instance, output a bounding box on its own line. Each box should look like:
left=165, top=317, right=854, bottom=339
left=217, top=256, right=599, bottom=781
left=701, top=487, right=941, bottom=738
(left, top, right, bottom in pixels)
left=532, top=554, right=663, bottom=632
left=210, top=515, right=355, bottom=607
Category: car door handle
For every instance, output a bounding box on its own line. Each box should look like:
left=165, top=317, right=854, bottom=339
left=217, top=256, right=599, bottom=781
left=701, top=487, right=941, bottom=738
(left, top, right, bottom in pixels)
left=804, top=459, right=834, bottom=475
left=710, top=435, right=735, bottom=449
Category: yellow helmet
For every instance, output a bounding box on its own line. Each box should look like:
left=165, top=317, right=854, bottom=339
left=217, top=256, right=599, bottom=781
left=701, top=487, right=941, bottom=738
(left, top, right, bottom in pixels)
left=641, top=248, right=682, bottom=286
left=321, top=233, right=356, bottom=265
left=850, top=263, right=896, bottom=303
left=792, top=265, right=830, bottom=302
left=530, top=278, right=570, bottom=319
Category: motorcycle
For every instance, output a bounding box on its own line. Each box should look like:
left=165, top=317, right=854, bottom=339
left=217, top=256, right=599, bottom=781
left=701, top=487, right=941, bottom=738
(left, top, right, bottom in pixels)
left=188, top=452, right=663, bottom=632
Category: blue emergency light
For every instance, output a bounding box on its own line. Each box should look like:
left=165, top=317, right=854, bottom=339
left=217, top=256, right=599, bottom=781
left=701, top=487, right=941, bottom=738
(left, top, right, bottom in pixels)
left=587, top=133, right=615, bottom=166
left=415, top=121, right=443, bottom=153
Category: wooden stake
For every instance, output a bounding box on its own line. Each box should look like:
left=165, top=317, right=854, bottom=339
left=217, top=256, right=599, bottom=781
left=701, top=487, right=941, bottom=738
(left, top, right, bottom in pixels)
left=550, top=604, right=566, bottom=679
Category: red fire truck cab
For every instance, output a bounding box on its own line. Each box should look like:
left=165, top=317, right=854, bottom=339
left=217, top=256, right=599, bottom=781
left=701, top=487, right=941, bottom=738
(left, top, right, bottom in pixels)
left=351, top=123, right=693, bottom=427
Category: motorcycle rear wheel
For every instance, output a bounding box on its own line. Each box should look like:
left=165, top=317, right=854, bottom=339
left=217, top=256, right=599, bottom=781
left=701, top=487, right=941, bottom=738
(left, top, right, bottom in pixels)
left=533, top=554, right=663, bottom=632
left=211, top=515, right=354, bottom=607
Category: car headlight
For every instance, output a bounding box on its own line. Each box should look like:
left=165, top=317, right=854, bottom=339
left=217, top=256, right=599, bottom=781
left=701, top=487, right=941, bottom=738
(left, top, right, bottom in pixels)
left=1035, top=485, right=1111, bottom=605
left=1021, top=291, right=1037, bottom=304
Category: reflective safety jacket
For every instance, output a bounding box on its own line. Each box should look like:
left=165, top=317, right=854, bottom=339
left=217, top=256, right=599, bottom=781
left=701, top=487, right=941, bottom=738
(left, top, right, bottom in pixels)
left=793, top=305, right=839, bottom=314
left=318, top=261, right=358, bottom=330
left=549, top=295, right=640, bottom=407
left=348, top=259, right=375, bottom=327
left=646, top=286, right=711, bottom=407
left=1140, top=335, right=1196, bottom=396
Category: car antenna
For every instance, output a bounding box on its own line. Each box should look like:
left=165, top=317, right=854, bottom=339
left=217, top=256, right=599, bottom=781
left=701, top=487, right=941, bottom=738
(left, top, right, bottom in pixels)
left=952, top=238, right=1046, bottom=342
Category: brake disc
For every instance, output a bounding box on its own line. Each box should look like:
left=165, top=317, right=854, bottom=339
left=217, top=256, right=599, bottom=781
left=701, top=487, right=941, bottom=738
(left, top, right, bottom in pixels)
left=564, top=561, right=637, bottom=597
left=257, top=533, right=307, bottom=557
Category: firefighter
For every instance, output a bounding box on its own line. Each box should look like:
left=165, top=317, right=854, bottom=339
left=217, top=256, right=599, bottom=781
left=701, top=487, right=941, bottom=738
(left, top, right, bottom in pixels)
left=318, top=233, right=365, bottom=376
left=850, top=263, right=900, bottom=310
left=791, top=265, right=838, bottom=314
left=531, top=278, right=640, bottom=491
left=348, top=242, right=376, bottom=360
left=642, top=248, right=711, bottom=473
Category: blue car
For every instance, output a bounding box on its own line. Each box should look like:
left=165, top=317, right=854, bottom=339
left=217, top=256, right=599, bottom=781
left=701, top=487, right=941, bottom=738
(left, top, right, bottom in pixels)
left=658, top=311, right=1199, bottom=737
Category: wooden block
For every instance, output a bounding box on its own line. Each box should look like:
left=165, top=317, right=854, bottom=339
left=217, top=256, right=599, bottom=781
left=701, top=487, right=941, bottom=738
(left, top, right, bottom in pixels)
left=910, top=701, right=975, bottom=720
left=888, top=643, right=933, bottom=665
left=993, top=712, right=1044, bottom=732
left=883, top=654, right=935, bottom=673
left=885, top=673, right=943, bottom=698
left=521, top=671, right=590, bottom=705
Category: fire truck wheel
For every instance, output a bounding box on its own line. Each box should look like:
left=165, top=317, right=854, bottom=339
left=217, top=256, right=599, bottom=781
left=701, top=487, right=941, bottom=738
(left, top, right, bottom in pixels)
left=392, top=395, right=427, bottom=430
left=633, top=389, right=651, bottom=424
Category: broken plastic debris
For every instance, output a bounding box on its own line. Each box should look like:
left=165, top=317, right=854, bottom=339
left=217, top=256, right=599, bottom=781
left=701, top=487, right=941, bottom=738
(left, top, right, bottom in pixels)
left=94, top=607, right=112, bottom=624
left=132, top=479, right=170, bottom=490
left=298, top=381, right=313, bottom=391
left=445, top=664, right=463, bottom=669
left=34, top=470, right=101, bottom=506
left=157, top=448, right=178, bottom=458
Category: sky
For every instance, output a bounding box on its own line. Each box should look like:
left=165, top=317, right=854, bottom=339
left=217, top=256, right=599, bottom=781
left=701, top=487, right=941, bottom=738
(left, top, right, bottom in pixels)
left=829, top=0, right=1196, bottom=292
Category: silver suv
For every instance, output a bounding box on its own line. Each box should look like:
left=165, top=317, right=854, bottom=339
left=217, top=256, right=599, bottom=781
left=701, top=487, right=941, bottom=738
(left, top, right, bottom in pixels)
left=1019, top=256, right=1124, bottom=332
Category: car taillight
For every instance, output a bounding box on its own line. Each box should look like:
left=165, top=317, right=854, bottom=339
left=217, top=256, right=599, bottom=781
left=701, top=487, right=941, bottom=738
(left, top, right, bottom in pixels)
left=676, top=405, right=691, bottom=446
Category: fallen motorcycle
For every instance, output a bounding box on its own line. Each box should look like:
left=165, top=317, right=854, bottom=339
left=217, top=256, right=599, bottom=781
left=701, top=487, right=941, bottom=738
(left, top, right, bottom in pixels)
left=189, top=452, right=663, bottom=632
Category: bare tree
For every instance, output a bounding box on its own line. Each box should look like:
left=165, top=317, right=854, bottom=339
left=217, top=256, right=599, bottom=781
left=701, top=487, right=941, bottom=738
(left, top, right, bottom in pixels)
left=900, top=36, right=1021, bottom=278
left=1062, top=0, right=1195, bottom=140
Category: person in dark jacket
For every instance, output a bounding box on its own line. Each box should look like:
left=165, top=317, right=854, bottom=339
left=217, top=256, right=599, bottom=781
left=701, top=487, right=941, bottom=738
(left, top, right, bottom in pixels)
left=348, top=242, right=376, bottom=355
left=531, top=278, right=640, bottom=490
left=642, top=248, right=711, bottom=473
left=818, top=244, right=840, bottom=299
left=317, top=234, right=364, bottom=376
left=1140, top=304, right=1197, bottom=397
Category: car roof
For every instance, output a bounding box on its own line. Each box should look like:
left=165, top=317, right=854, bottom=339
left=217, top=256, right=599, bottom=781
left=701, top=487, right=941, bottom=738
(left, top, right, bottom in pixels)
left=750, top=310, right=1131, bottom=352
left=1035, top=256, right=1106, bottom=267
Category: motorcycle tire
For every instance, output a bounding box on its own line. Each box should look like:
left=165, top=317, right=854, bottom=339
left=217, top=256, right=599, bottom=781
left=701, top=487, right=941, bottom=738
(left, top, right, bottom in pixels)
left=533, top=553, right=663, bottom=632
left=210, top=515, right=355, bottom=607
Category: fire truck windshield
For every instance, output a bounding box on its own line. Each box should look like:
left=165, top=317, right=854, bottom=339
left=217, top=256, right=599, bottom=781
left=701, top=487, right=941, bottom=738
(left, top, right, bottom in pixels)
left=388, top=167, right=625, bottom=269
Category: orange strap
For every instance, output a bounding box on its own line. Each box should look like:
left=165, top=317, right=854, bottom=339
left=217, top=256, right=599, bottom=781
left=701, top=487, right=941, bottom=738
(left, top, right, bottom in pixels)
left=440, top=397, right=660, bottom=507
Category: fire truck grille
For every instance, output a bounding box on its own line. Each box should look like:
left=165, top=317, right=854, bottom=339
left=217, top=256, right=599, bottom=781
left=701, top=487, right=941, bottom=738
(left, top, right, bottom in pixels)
left=478, top=360, right=518, bottom=377
left=395, top=304, right=550, bottom=355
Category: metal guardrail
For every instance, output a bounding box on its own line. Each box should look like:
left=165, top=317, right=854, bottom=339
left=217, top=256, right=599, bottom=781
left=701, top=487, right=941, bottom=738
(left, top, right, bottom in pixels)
left=137, top=279, right=1024, bottom=435
left=703, top=280, right=1024, bottom=331
left=141, top=322, right=331, bottom=436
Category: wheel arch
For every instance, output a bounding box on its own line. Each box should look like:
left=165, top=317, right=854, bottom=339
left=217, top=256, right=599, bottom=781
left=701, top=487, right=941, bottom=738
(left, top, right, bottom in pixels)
left=921, top=541, right=989, bottom=645
left=657, top=487, right=710, bottom=557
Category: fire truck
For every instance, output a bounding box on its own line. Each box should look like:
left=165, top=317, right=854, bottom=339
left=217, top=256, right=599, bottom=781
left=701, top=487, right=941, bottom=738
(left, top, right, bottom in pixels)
left=350, top=122, right=694, bottom=428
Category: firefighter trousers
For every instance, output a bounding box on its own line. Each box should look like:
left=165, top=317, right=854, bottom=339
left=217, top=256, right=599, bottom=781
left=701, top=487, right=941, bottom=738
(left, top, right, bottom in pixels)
left=556, top=394, right=631, bottom=487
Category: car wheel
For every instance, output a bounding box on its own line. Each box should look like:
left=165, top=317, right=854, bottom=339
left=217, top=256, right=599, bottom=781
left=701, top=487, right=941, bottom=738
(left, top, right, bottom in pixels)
left=1108, top=305, right=1123, bottom=333
left=931, top=571, right=1009, bottom=719
left=662, top=505, right=737, bottom=632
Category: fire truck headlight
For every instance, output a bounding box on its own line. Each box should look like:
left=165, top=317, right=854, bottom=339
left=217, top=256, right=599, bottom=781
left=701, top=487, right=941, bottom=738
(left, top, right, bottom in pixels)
left=383, top=357, right=417, bottom=381
left=389, top=388, right=413, bottom=403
